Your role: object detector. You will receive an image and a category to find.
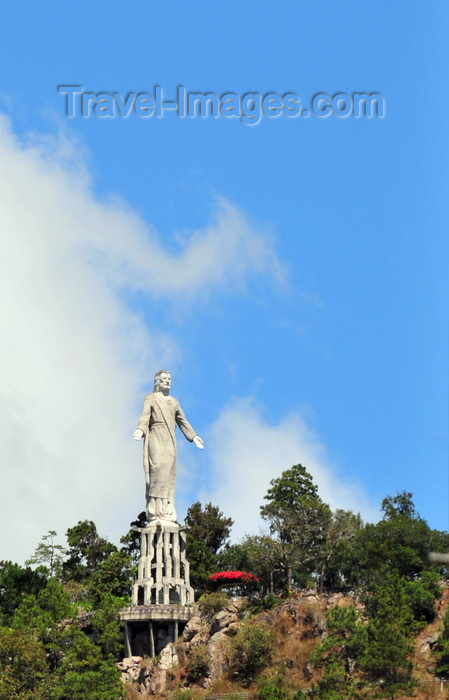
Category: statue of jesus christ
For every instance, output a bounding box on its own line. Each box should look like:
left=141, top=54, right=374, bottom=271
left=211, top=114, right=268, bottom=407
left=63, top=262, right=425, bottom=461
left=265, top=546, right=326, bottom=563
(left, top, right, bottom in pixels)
left=133, top=370, right=204, bottom=522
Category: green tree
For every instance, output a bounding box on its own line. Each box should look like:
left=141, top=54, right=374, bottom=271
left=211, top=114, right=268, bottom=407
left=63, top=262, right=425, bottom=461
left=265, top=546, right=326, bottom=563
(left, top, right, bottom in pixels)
left=52, top=631, right=124, bottom=699
left=381, top=491, right=416, bottom=519
left=0, top=627, right=52, bottom=700
left=13, top=579, right=126, bottom=689
left=230, top=622, right=274, bottom=686
left=406, top=570, right=442, bottom=626
left=91, top=593, right=127, bottom=658
left=313, top=570, right=421, bottom=697
left=359, top=571, right=417, bottom=697
left=428, top=527, right=449, bottom=576
left=260, top=464, right=332, bottom=587
left=88, top=550, right=133, bottom=605
left=185, top=501, right=233, bottom=552
left=185, top=501, right=233, bottom=593
left=218, top=534, right=283, bottom=593
left=62, top=520, right=133, bottom=607
left=310, top=605, right=366, bottom=699
left=435, top=605, right=449, bottom=678
left=0, top=561, right=48, bottom=625
left=12, top=578, right=81, bottom=674
left=119, top=511, right=147, bottom=567
left=26, top=530, right=67, bottom=579
left=62, top=520, right=117, bottom=584
left=2, top=522, right=140, bottom=698
left=348, top=492, right=433, bottom=586
left=317, top=509, right=363, bottom=591
left=12, top=579, right=74, bottom=637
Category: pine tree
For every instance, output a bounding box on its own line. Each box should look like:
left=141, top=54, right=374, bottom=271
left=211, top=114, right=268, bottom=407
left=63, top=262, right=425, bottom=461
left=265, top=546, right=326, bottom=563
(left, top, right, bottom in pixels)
left=184, top=501, right=233, bottom=593
left=435, top=606, right=449, bottom=678
left=26, top=530, right=68, bottom=578
left=260, top=464, right=331, bottom=587
left=311, top=604, right=366, bottom=699
left=359, top=571, right=418, bottom=697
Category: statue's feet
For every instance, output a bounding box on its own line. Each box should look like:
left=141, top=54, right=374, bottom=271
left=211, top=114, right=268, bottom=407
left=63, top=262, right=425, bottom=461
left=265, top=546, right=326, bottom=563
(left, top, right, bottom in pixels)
left=147, top=496, right=177, bottom=522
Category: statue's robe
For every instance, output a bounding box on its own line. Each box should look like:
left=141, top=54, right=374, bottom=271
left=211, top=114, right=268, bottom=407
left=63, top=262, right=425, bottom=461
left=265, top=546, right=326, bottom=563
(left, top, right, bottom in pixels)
left=137, top=392, right=196, bottom=521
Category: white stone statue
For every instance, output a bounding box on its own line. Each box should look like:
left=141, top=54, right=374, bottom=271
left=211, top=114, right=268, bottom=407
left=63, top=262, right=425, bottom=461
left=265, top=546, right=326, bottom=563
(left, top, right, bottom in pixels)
left=133, top=370, right=204, bottom=522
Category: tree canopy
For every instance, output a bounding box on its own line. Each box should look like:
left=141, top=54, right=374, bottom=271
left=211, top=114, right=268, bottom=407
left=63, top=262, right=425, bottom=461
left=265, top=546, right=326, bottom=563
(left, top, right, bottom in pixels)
left=185, top=501, right=233, bottom=594
left=1, top=474, right=448, bottom=697
left=261, top=464, right=332, bottom=587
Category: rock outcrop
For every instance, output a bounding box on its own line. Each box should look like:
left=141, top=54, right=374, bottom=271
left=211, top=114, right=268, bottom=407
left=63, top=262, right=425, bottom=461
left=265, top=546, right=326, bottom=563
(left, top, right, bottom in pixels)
left=118, top=597, right=247, bottom=695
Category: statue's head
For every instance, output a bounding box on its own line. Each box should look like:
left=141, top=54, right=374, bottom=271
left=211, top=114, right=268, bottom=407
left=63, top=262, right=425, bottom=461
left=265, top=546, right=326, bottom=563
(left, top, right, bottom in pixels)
left=154, top=370, right=172, bottom=393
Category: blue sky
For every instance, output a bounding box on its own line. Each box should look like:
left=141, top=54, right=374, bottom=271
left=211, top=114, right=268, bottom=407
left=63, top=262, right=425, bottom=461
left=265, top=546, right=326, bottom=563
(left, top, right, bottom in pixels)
left=0, top=1, right=448, bottom=563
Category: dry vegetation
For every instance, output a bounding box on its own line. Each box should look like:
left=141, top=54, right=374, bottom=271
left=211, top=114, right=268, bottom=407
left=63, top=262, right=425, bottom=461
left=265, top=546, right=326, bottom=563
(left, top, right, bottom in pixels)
left=127, top=586, right=449, bottom=700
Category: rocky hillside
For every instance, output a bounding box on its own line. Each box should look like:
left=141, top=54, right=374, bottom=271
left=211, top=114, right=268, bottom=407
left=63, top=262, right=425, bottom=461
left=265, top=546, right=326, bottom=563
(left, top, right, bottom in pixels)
left=118, top=584, right=449, bottom=699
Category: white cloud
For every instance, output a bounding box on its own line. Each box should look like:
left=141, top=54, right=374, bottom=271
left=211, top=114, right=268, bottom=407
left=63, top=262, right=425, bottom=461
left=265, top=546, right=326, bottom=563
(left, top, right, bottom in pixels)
left=0, top=114, right=283, bottom=564
left=198, top=397, right=380, bottom=541
left=89, top=194, right=286, bottom=299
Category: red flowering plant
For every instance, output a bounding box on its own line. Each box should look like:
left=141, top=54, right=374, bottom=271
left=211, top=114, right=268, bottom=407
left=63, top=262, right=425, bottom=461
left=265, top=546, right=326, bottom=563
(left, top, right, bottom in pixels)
left=207, top=570, right=260, bottom=592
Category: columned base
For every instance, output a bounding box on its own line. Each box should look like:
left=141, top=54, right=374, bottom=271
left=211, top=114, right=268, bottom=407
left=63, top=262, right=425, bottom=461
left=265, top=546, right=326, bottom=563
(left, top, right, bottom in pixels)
left=119, top=604, right=194, bottom=657
left=131, top=520, right=194, bottom=606
left=120, top=519, right=195, bottom=656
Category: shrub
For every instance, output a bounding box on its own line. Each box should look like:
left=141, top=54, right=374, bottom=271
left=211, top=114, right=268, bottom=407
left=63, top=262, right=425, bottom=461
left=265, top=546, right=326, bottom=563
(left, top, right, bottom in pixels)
left=258, top=682, right=289, bottom=699
left=230, top=622, right=274, bottom=686
left=168, top=690, right=207, bottom=700
left=209, top=571, right=260, bottom=587
left=186, top=644, right=210, bottom=683
left=198, top=591, right=230, bottom=619
left=249, top=593, right=282, bottom=614
left=406, top=570, right=442, bottom=625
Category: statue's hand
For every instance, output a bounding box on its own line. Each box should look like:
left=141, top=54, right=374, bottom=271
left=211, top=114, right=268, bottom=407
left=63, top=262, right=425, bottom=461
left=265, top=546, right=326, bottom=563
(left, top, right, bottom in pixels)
left=193, top=435, right=204, bottom=449
left=133, top=429, right=144, bottom=440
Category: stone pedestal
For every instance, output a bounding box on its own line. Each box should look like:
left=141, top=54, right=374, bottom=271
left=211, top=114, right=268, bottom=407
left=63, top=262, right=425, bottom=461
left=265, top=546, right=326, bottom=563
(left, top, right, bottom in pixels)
left=120, top=520, right=194, bottom=657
